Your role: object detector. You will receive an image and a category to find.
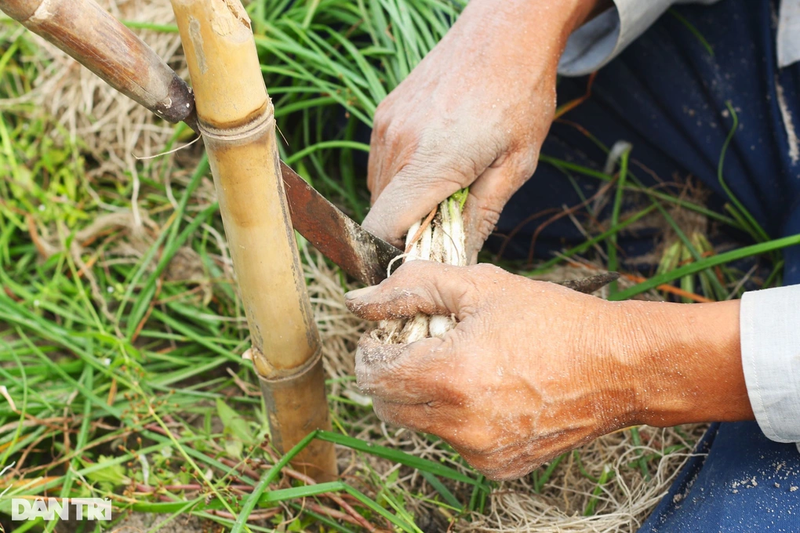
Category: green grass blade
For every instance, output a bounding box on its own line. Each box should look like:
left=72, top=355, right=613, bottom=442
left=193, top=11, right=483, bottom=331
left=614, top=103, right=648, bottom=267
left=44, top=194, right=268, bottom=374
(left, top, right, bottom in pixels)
left=317, top=430, right=479, bottom=485
left=610, top=233, right=800, bottom=300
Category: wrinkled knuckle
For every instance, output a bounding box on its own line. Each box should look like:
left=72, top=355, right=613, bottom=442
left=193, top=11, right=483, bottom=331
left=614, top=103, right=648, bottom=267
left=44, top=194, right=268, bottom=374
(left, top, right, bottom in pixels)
left=478, top=204, right=503, bottom=225
left=459, top=286, right=483, bottom=315
left=517, top=150, right=539, bottom=176
left=476, top=219, right=497, bottom=243
left=409, top=149, right=474, bottom=188
left=473, top=206, right=502, bottom=241
left=447, top=169, right=473, bottom=189
left=383, top=120, right=412, bottom=150
left=468, top=434, right=501, bottom=457
left=439, top=160, right=474, bottom=189
left=371, top=125, right=388, bottom=148
left=449, top=424, right=498, bottom=457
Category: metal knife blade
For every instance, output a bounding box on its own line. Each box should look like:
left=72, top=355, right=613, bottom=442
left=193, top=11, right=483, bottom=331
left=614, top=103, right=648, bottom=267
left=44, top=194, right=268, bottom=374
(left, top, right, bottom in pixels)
left=279, top=161, right=401, bottom=286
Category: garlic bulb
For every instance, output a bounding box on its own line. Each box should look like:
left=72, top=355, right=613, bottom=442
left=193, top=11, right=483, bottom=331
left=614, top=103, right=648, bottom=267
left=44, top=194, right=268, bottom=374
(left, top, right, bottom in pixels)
left=371, top=191, right=467, bottom=344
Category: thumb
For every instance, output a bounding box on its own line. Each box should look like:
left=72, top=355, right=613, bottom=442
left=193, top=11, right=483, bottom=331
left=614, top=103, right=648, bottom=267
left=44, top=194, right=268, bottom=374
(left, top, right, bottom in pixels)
left=345, top=261, right=477, bottom=321
left=362, top=159, right=471, bottom=248
left=462, top=153, right=537, bottom=263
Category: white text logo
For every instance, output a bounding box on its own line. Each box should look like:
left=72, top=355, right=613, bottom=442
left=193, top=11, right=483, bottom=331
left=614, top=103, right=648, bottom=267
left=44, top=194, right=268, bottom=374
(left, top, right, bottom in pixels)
left=11, top=498, right=112, bottom=521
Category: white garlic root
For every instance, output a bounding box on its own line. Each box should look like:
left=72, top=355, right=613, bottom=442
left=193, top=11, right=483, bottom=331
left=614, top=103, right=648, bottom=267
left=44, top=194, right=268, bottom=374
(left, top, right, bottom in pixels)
left=371, top=191, right=468, bottom=344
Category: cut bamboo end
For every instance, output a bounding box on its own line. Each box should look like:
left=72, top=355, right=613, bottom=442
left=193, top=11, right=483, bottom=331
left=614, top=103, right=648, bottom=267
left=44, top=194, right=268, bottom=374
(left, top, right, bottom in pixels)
left=171, top=0, right=336, bottom=479
left=0, top=0, right=196, bottom=125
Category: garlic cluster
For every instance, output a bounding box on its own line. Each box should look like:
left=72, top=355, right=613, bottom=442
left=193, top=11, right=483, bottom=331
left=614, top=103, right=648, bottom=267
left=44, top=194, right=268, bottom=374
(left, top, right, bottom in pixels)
left=372, top=191, right=468, bottom=344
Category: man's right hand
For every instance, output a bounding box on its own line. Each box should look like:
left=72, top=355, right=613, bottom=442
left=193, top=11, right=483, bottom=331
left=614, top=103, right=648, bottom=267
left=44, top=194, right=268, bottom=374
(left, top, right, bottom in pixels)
left=363, top=0, right=601, bottom=261
left=345, top=261, right=753, bottom=481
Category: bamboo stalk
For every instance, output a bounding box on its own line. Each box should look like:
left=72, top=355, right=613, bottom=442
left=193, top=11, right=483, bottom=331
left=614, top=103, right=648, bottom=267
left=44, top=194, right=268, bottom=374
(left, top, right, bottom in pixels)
left=0, top=0, right=196, bottom=127
left=170, top=0, right=336, bottom=480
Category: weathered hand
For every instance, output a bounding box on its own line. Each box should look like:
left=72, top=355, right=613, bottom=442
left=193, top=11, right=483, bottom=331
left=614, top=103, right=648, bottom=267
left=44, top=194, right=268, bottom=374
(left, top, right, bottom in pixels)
left=363, top=0, right=600, bottom=261
left=345, top=262, right=752, bottom=481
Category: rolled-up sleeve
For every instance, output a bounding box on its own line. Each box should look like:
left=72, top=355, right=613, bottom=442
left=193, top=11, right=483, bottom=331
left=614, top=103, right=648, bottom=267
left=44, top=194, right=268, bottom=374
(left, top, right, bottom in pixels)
left=741, top=285, right=800, bottom=444
left=558, top=0, right=719, bottom=77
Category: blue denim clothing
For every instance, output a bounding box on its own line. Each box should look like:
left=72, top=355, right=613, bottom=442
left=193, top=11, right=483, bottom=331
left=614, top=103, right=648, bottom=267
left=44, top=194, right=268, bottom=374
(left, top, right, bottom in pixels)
left=490, top=0, right=800, bottom=282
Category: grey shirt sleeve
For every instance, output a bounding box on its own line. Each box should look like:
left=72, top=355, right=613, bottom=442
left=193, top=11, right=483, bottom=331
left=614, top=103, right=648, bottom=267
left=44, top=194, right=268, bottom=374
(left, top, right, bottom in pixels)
left=778, top=0, right=800, bottom=67
left=741, top=285, right=800, bottom=445
left=558, top=0, right=720, bottom=77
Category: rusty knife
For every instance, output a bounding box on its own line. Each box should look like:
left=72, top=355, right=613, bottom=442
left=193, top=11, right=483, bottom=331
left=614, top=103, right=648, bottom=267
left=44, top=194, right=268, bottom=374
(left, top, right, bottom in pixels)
left=278, top=161, right=401, bottom=286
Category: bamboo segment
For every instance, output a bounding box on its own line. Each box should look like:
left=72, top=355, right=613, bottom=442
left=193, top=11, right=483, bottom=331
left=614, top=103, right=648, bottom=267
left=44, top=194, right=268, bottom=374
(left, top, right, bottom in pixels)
left=171, top=0, right=336, bottom=479
left=0, top=0, right=196, bottom=127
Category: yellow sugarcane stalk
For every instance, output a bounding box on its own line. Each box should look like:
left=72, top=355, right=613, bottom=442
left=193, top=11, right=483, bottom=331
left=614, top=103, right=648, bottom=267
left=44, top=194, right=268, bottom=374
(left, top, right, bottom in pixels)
left=170, top=0, right=336, bottom=480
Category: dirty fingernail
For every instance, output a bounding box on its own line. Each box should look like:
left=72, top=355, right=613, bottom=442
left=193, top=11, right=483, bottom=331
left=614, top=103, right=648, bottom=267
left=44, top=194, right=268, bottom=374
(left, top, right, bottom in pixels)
left=345, top=285, right=378, bottom=302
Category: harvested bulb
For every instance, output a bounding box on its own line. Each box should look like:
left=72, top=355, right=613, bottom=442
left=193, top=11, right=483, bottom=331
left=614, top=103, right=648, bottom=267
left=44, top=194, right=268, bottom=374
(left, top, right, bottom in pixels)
left=370, top=191, right=468, bottom=344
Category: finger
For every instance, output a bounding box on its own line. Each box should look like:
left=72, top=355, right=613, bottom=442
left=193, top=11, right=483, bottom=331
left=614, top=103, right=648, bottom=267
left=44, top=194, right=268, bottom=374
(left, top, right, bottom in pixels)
left=367, top=112, right=413, bottom=203
left=458, top=446, right=540, bottom=482
left=345, top=261, right=477, bottom=321
left=355, top=334, right=451, bottom=404
left=366, top=141, right=387, bottom=202
left=373, top=398, right=465, bottom=435
left=462, top=151, right=537, bottom=263
left=372, top=399, right=437, bottom=433
left=362, top=157, right=473, bottom=248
